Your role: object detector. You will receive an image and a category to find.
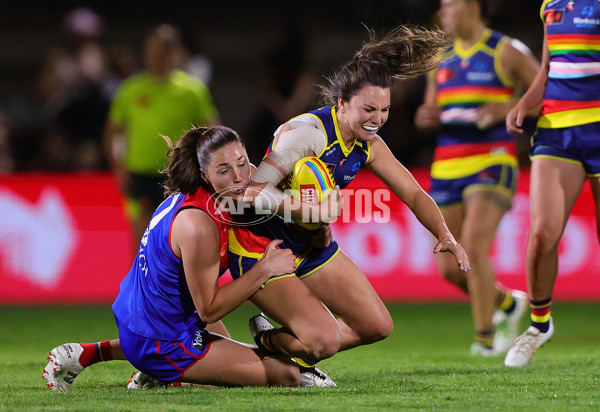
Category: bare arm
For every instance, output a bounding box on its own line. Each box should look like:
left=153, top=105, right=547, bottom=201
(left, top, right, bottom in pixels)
left=475, top=37, right=541, bottom=129
left=506, top=26, right=550, bottom=134
left=414, top=70, right=441, bottom=133
left=367, top=137, right=470, bottom=271
left=172, top=209, right=296, bottom=324
left=245, top=123, right=342, bottom=224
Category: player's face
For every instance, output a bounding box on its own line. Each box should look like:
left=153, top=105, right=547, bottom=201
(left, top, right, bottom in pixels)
left=438, top=0, right=470, bottom=35
left=205, top=142, right=251, bottom=200
left=338, top=84, right=390, bottom=141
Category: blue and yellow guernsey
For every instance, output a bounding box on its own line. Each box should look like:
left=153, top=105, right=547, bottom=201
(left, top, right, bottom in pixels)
left=265, top=106, right=371, bottom=189
left=432, top=29, right=518, bottom=180
left=229, top=105, right=370, bottom=259
left=539, top=0, right=600, bottom=129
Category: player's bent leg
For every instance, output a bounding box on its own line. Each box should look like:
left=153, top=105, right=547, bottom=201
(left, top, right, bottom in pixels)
left=250, top=276, right=342, bottom=361
left=181, top=333, right=300, bottom=387
left=302, top=251, right=393, bottom=351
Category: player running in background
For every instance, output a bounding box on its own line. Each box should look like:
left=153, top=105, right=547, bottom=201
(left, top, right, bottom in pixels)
left=505, top=0, right=600, bottom=367
left=233, top=25, right=470, bottom=369
left=414, top=0, right=540, bottom=356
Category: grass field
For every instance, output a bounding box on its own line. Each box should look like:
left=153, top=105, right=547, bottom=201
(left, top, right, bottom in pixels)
left=1, top=302, right=598, bottom=411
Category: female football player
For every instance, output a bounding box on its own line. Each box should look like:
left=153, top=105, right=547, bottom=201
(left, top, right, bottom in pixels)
left=414, top=0, right=540, bottom=356
left=232, top=25, right=470, bottom=368
left=43, top=126, right=334, bottom=390
left=505, top=0, right=600, bottom=367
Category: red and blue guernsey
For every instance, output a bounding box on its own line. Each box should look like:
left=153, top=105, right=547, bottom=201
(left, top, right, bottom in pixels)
left=112, top=188, right=229, bottom=340
left=432, top=29, right=517, bottom=180
left=539, top=0, right=600, bottom=129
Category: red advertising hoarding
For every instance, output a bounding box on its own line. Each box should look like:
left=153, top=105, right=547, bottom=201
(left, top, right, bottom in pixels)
left=1, top=170, right=598, bottom=304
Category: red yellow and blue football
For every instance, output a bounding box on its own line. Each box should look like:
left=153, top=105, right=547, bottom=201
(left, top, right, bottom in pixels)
left=286, top=156, right=336, bottom=230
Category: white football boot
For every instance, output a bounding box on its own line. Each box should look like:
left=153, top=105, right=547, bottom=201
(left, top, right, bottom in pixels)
left=42, top=343, right=85, bottom=391
left=493, top=290, right=529, bottom=354
left=505, top=317, right=554, bottom=367
left=127, top=371, right=163, bottom=390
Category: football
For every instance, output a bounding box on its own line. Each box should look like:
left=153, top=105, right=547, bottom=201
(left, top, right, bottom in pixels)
left=286, top=156, right=336, bottom=230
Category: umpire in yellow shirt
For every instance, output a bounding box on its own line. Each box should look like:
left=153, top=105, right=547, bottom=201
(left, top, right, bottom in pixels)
left=104, top=24, right=219, bottom=249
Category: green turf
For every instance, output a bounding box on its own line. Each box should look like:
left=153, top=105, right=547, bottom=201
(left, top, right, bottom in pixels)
left=0, top=303, right=598, bottom=411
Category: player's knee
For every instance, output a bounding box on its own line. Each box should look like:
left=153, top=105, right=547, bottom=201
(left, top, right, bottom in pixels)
left=439, top=264, right=465, bottom=286
left=462, top=244, right=489, bottom=269
left=308, top=329, right=342, bottom=360
left=357, top=311, right=393, bottom=344
left=529, top=222, right=560, bottom=255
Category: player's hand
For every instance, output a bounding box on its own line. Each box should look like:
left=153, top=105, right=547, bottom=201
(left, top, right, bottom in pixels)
left=506, top=100, right=528, bottom=135
left=414, top=104, right=442, bottom=131
left=258, top=239, right=297, bottom=278
left=320, top=186, right=343, bottom=223
left=310, top=224, right=332, bottom=248
left=475, top=102, right=511, bottom=130
left=433, top=237, right=470, bottom=272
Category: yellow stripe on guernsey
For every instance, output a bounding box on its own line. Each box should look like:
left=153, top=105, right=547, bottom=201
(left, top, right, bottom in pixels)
left=538, top=107, right=600, bottom=129
left=436, top=30, right=514, bottom=108
left=431, top=153, right=517, bottom=180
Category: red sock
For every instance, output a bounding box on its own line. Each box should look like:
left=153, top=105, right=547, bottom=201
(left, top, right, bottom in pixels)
left=79, top=341, right=114, bottom=367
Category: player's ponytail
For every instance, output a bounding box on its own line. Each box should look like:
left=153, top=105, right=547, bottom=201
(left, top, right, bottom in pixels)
left=318, top=24, right=451, bottom=105
left=162, top=126, right=245, bottom=195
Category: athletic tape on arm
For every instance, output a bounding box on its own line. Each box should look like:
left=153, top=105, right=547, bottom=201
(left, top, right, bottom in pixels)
left=252, top=126, right=327, bottom=213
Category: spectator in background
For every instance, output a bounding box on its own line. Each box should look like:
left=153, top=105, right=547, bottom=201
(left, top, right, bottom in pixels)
left=414, top=0, right=540, bottom=357
left=103, top=23, right=220, bottom=250
left=244, top=20, right=318, bottom=161
left=34, top=6, right=111, bottom=171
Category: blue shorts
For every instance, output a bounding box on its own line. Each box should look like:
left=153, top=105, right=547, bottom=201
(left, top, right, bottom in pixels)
left=430, top=164, right=517, bottom=207
left=229, top=240, right=340, bottom=286
left=531, top=122, right=600, bottom=176
left=116, top=316, right=211, bottom=383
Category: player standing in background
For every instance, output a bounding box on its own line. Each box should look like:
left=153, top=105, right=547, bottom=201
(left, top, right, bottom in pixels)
left=103, top=24, right=219, bottom=252
left=414, top=0, right=540, bottom=356
left=505, top=0, right=600, bottom=367
left=233, top=25, right=470, bottom=370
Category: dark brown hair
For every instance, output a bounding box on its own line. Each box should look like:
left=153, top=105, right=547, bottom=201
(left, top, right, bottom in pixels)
left=318, top=24, right=451, bottom=105
left=161, top=126, right=245, bottom=195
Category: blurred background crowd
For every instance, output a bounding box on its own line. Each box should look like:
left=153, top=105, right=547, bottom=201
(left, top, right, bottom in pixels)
left=0, top=0, right=542, bottom=173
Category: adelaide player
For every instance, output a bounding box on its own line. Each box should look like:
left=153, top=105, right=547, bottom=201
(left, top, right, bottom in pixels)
left=231, top=25, right=470, bottom=370
left=414, top=0, right=540, bottom=356
left=505, top=0, right=600, bottom=367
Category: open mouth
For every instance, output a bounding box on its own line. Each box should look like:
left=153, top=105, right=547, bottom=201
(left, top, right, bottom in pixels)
left=362, top=125, right=379, bottom=132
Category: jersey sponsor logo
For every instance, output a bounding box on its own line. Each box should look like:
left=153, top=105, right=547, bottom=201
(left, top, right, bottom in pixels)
left=437, top=68, right=455, bottom=84
left=545, top=9, right=564, bottom=24
left=573, top=6, right=599, bottom=26
left=351, top=162, right=361, bottom=173
left=343, top=174, right=356, bottom=181
left=466, top=71, right=495, bottom=82
left=192, top=330, right=209, bottom=352
left=324, top=147, right=337, bottom=157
